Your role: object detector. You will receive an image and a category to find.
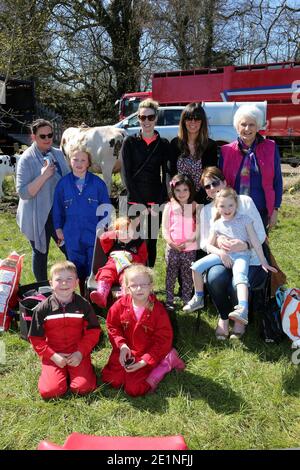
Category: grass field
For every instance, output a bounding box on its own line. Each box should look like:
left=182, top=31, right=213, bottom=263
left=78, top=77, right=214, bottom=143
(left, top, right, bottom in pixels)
left=0, top=175, right=300, bottom=450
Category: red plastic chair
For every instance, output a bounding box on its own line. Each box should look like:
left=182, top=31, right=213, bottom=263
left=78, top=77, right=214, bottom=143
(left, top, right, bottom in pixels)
left=37, top=432, right=188, bottom=450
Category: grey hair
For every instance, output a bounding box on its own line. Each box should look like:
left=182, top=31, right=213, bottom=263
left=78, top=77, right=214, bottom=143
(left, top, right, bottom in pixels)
left=233, top=104, right=264, bottom=131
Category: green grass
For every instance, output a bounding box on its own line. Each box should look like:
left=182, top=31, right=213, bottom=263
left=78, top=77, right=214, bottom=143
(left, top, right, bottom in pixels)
left=0, top=193, right=300, bottom=450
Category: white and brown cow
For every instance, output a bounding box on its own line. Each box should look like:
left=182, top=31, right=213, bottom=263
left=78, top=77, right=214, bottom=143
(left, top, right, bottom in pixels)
left=60, top=125, right=127, bottom=194
left=0, top=155, right=19, bottom=198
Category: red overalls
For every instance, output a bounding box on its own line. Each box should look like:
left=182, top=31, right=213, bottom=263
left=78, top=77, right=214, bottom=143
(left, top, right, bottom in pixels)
left=102, top=294, right=173, bottom=396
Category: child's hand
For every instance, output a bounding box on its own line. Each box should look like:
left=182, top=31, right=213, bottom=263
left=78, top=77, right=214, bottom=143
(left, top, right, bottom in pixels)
left=66, top=351, right=83, bottom=367
left=125, top=359, right=146, bottom=373
left=119, top=344, right=132, bottom=367
left=56, top=229, right=64, bottom=245
left=176, top=242, right=186, bottom=251
left=51, top=353, right=68, bottom=368
left=124, top=251, right=132, bottom=261
left=220, top=250, right=233, bottom=268
left=262, top=262, right=278, bottom=273
left=169, top=241, right=185, bottom=251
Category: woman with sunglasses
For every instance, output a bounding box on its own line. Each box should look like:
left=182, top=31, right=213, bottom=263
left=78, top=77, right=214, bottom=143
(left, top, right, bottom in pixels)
left=198, top=166, right=267, bottom=339
left=16, top=119, right=70, bottom=281
left=122, top=98, right=170, bottom=267
left=170, top=103, right=218, bottom=204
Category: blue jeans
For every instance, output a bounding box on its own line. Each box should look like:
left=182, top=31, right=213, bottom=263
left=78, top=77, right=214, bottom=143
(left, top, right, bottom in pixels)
left=192, top=252, right=250, bottom=287
left=206, top=264, right=267, bottom=320
left=30, top=212, right=66, bottom=281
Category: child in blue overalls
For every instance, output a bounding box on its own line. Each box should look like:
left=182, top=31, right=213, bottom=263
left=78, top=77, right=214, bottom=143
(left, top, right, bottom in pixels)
left=53, top=145, right=112, bottom=293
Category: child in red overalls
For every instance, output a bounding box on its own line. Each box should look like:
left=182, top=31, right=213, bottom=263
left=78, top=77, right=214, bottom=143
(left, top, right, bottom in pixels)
left=90, top=216, right=148, bottom=308
left=102, top=264, right=185, bottom=397
left=29, top=261, right=100, bottom=399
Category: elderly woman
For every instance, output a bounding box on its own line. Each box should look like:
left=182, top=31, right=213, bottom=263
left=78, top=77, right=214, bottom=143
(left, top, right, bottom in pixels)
left=170, top=103, right=218, bottom=204
left=16, top=119, right=70, bottom=281
left=220, top=104, right=283, bottom=230
left=199, top=166, right=267, bottom=340
left=122, top=98, right=170, bottom=267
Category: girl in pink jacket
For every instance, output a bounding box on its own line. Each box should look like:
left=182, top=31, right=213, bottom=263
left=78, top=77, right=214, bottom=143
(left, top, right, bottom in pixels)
left=162, top=174, right=199, bottom=310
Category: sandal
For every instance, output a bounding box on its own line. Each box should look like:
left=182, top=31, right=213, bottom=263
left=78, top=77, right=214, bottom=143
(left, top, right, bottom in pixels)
left=215, top=319, right=229, bottom=341
left=229, top=322, right=246, bottom=340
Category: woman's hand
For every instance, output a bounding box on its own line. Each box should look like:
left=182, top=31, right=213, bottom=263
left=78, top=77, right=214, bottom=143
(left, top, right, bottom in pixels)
left=219, top=250, right=233, bottom=268
left=41, top=160, right=55, bottom=180
left=218, top=235, right=248, bottom=253
left=125, top=359, right=146, bottom=373
left=268, top=209, right=278, bottom=230
left=119, top=344, right=132, bottom=367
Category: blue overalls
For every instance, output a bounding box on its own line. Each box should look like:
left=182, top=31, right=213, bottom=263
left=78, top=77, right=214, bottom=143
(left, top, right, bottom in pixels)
left=53, top=171, right=112, bottom=279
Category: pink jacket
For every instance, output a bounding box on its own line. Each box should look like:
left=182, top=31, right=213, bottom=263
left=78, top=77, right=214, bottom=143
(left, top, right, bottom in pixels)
left=221, top=139, right=276, bottom=217
left=166, top=201, right=197, bottom=251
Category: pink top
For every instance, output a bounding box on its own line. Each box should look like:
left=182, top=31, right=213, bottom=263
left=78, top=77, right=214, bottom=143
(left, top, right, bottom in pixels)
left=167, top=200, right=197, bottom=251
left=132, top=304, right=145, bottom=322
left=142, top=135, right=157, bottom=146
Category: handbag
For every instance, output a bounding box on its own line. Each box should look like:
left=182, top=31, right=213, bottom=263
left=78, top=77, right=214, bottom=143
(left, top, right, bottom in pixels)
left=19, top=295, right=47, bottom=341
left=260, top=296, right=285, bottom=344
left=18, top=281, right=52, bottom=340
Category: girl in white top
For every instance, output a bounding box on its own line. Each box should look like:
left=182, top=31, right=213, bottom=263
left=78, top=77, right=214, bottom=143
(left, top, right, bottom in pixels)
left=197, top=166, right=271, bottom=339
left=184, top=188, right=277, bottom=326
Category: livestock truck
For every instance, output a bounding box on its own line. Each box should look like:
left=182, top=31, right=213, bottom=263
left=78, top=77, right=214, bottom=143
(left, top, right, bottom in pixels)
left=118, top=60, right=300, bottom=163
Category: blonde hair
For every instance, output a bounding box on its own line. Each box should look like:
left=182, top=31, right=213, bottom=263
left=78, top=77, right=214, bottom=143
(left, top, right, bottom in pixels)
left=122, top=264, right=154, bottom=289
left=214, top=187, right=238, bottom=221
left=113, top=216, right=131, bottom=231
left=69, top=144, right=92, bottom=166
left=49, top=261, right=78, bottom=279
left=138, top=98, right=159, bottom=114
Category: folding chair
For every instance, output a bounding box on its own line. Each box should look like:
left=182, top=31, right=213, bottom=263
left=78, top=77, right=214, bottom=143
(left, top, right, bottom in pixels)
left=84, top=230, right=121, bottom=315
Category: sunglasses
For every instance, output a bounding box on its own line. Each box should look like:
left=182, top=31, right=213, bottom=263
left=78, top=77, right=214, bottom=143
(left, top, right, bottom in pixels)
left=203, top=180, right=222, bottom=190
left=37, top=133, right=54, bottom=140
left=185, top=115, right=202, bottom=122
left=138, top=114, right=156, bottom=122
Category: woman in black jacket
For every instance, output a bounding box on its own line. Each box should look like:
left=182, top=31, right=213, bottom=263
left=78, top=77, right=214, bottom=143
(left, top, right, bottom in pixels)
left=170, top=103, right=218, bottom=204
left=122, top=98, right=170, bottom=267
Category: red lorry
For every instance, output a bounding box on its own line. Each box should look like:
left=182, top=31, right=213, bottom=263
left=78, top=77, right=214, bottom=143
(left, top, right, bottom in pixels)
left=117, top=91, right=151, bottom=120
left=119, top=61, right=300, bottom=162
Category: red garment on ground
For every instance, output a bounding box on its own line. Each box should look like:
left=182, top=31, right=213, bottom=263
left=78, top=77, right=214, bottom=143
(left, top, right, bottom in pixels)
left=102, top=294, right=173, bottom=396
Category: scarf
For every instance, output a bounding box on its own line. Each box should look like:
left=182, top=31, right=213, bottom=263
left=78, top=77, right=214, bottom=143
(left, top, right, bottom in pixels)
left=237, top=135, right=260, bottom=196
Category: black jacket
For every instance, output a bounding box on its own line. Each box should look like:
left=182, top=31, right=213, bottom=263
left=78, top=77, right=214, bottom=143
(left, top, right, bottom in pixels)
left=122, top=131, right=170, bottom=206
